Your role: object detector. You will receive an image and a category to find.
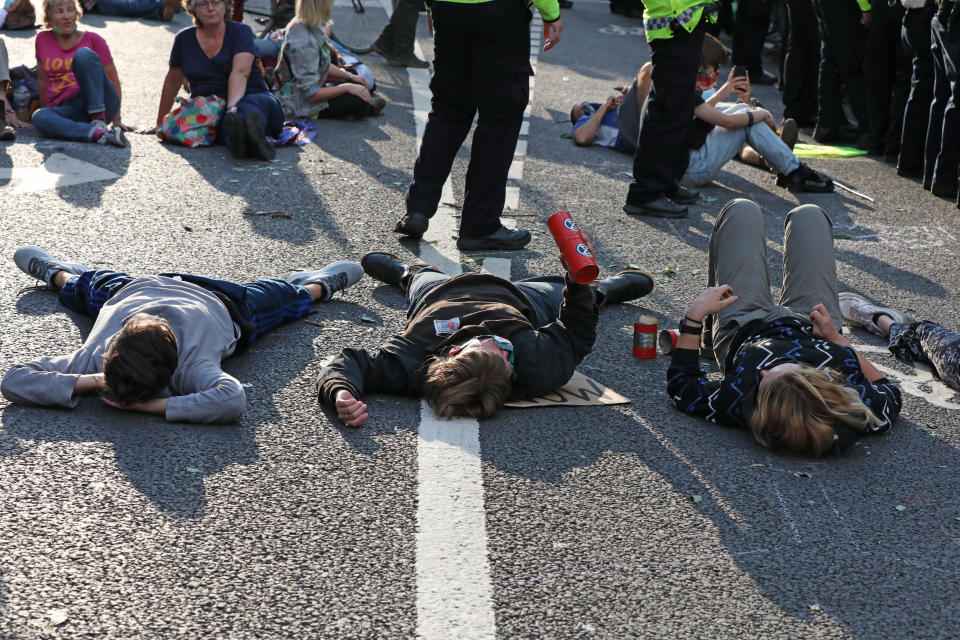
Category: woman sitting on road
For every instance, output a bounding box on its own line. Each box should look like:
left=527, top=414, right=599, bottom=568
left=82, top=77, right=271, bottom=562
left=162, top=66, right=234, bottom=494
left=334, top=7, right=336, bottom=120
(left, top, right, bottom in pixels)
left=30, top=0, right=129, bottom=146
left=155, top=0, right=282, bottom=160
left=272, top=0, right=385, bottom=120
left=667, top=199, right=902, bottom=456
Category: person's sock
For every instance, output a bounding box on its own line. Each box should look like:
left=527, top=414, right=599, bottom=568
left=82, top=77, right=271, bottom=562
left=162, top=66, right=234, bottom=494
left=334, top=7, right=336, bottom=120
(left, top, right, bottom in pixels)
left=871, top=312, right=894, bottom=326
left=90, top=111, right=106, bottom=123
left=89, top=126, right=107, bottom=142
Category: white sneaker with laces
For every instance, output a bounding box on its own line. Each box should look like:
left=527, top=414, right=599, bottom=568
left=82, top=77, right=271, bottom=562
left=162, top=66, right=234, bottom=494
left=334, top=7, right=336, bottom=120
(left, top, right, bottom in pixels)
left=285, top=261, right=364, bottom=301
left=838, top=292, right=905, bottom=336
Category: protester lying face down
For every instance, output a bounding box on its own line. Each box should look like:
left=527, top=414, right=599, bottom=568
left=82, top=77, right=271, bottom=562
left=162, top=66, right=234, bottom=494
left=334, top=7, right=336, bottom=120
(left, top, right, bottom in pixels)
left=666, top=199, right=902, bottom=457
left=316, top=252, right=656, bottom=427
left=1, top=246, right=364, bottom=423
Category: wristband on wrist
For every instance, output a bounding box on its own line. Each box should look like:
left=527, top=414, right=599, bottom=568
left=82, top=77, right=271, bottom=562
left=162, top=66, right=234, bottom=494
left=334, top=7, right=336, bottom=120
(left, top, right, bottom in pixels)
left=746, top=110, right=754, bottom=127
left=679, top=316, right=703, bottom=335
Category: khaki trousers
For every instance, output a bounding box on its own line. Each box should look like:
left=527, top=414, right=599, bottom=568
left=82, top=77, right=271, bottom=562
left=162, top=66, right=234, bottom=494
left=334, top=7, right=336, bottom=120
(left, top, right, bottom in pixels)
left=709, top=199, right=842, bottom=372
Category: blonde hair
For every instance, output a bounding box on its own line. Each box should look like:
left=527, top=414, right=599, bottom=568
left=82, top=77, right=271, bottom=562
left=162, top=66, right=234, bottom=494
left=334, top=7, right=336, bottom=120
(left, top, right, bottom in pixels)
left=183, top=0, right=231, bottom=26
left=296, top=0, right=333, bottom=29
left=750, top=365, right=884, bottom=457
left=423, top=349, right=512, bottom=420
left=42, top=0, right=83, bottom=29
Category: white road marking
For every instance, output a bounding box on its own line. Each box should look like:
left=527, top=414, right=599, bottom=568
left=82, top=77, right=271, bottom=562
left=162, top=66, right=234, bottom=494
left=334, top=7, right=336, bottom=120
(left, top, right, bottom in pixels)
left=852, top=343, right=960, bottom=410
left=416, top=407, right=496, bottom=640
left=0, top=153, right=119, bottom=194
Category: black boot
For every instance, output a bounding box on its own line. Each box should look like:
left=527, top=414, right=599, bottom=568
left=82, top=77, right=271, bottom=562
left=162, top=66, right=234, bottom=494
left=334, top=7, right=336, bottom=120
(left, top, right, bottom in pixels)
left=594, top=270, right=654, bottom=307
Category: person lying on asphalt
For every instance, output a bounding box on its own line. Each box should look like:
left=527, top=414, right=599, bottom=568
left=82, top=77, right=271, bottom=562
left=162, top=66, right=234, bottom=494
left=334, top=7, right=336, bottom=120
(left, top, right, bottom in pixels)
left=667, top=199, right=901, bottom=456
left=2, top=247, right=363, bottom=423
left=317, top=251, right=654, bottom=427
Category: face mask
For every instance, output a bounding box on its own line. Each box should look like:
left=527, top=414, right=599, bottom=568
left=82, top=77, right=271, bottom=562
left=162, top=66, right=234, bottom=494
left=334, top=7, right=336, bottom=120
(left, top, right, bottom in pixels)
left=696, top=68, right=719, bottom=91
left=52, top=21, right=77, bottom=34
left=450, top=335, right=515, bottom=368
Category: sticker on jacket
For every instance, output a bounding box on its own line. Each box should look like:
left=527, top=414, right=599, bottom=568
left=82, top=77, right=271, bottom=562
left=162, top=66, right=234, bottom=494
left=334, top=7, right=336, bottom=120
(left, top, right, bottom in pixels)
left=434, top=317, right=460, bottom=335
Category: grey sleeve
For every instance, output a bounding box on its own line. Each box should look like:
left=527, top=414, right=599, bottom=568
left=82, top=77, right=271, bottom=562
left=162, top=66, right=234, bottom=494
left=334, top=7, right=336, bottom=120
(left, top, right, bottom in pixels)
left=165, top=361, right=246, bottom=424
left=283, top=25, right=330, bottom=100
left=1, top=350, right=97, bottom=408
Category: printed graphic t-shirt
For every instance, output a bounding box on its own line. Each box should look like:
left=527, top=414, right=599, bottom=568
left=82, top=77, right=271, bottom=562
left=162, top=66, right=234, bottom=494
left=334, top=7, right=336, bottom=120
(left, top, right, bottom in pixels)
left=35, top=30, right=113, bottom=106
left=169, top=22, right=269, bottom=98
left=572, top=104, right=626, bottom=151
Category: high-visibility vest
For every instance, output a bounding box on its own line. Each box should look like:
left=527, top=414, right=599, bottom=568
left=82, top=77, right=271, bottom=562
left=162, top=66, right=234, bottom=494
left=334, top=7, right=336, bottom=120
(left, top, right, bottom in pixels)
left=642, top=0, right=717, bottom=42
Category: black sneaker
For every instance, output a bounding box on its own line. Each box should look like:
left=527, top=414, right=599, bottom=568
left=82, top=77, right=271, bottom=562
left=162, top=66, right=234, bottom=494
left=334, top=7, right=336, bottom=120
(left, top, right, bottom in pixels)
left=776, top=163, right=834, bottom=193
left=221, top=112, right=247, bottom=159
left=394, top=211, right=430, bottom=238
left=285, top=261, right=363, bottom=301
left=594, top=270, right=654, bottom=306
left=13, top=246, right=89, bottom=287
left=0, top=121, right=15, bottom=142
left=244, top=110, right=276, bottom=161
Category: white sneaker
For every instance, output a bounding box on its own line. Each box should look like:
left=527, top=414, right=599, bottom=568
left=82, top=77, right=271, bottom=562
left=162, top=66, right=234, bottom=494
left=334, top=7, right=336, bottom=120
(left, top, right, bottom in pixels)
left=838, top=292, right=905, bottom=336
left=96, top=127, right=128, bottom=147
left=13, top=246, right=89, bottom=287
left=285, top=261, right=364, bottom=301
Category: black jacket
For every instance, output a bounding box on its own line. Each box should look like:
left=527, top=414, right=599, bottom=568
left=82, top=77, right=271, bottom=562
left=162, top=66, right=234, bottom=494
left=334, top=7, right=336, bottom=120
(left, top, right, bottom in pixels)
left=316, top=273, right=598, bottom=406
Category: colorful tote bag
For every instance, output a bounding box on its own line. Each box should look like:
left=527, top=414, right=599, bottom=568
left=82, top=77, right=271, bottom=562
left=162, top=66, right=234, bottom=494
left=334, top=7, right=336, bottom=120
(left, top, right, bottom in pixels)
left=158, top=96, right=226, bottom=147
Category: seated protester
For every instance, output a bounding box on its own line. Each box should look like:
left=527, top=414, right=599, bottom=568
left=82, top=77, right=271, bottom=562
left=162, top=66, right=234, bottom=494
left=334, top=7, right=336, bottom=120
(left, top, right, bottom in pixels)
left=683, top=34, right=833, bottom=193
left=155, top=0, right=282, bottom=160
left=30, top=0, right=128, bottom=146
left=571, top=36, right=833, bottom=196
left=273, top=0, right=385, bottom=120
left=82, top=0, right=179, bottom=21
left=570, top=63, right=649, bottom=153
left=1, top=37, right=28, bottom=140
left=317, top=252, right=655, bottom=427
left=2, top=247, right=363, bottom=423
left=667, top=199, right=902, bottom=456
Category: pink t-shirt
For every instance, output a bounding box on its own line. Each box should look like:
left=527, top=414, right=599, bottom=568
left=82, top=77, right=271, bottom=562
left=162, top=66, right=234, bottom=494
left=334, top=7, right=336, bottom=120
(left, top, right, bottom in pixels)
left=35, top=31, right=113, bottom=107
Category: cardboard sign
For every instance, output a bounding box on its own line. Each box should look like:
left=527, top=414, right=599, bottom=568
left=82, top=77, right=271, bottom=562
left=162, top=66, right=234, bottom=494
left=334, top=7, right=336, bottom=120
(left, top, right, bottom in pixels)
left=505, top=370, right=630, bottom=408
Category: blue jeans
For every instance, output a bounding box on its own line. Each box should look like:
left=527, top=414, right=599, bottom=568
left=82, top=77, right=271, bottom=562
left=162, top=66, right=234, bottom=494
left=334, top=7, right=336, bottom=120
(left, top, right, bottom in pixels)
left=217, top=91, right=284, bottom=149
left=95, top=0, right=163, bottom=18
left=683, top=103, right=801, bottom=186
left=59, top=270, right=314, bottom=346
left=407, top=269, right=567, bottom=328
left=254, top=38, right=281, bottom=60
left=31, top=47, right=120, bottom=142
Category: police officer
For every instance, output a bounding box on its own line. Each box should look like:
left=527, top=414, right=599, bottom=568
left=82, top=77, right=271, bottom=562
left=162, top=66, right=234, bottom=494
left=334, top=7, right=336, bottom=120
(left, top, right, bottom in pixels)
left=623, top=0, right=717, bottom=218
left=393, top=0, right=563, bottom=250
left=898, top=0, right=936, bottom=178
left=927, top=0, right=960, bottom=204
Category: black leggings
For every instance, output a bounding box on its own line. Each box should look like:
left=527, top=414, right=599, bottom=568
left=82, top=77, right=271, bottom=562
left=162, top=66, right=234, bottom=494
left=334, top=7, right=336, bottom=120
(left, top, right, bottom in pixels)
left=314, top=93, right=374, bottom=119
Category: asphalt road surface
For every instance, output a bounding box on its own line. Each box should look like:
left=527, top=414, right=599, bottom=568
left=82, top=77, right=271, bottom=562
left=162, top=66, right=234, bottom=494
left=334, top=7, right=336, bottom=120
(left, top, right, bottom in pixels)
left=1, top=2, right=959, bottom=638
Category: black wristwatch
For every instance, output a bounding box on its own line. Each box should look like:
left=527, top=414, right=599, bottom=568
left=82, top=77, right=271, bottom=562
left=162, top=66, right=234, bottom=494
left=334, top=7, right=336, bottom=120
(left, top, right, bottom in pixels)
left=679, top=316, right=703, bottom=335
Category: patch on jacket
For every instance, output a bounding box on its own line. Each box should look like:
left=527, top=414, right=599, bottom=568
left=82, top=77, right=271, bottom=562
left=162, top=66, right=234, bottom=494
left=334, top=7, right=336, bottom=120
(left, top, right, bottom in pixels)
left=434, top=317, right=461, bottom=335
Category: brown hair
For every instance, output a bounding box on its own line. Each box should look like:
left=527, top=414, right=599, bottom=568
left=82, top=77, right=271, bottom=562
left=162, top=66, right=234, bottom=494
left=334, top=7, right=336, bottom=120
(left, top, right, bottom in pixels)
left=423, top=349, right=512, bottom=419
left=183, top=0, right=232, bottom=26
left=42, top=0, right=83, bottom=30
left=102, top=314, right=179, bottom=406
left=700, top=33, right=729, bottom=70
left=750, top=365, right=883, bottom=457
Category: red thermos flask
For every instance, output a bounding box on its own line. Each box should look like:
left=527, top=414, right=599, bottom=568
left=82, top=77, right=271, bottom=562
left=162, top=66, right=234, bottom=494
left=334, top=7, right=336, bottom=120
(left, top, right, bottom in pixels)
left=547, top=212, right=599, bottom=284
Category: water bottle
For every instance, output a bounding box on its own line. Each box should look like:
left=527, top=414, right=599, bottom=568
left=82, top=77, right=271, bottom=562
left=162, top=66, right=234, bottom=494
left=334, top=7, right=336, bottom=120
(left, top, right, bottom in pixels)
left=13, top=80, right=31, bottom=122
